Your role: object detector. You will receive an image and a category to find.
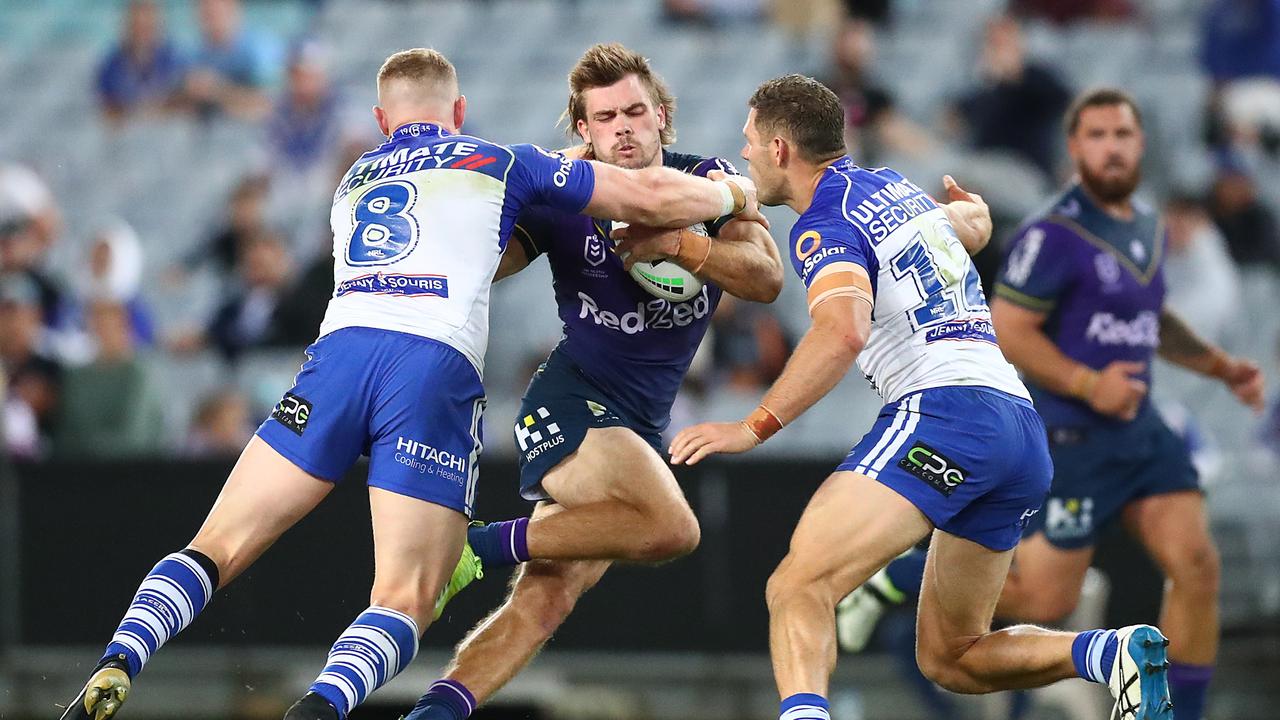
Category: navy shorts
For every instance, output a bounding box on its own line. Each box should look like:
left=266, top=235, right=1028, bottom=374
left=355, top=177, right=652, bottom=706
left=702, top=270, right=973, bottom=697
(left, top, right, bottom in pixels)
left=256, top=327, right=485, bottom=517
left=514, top=350, right=662, bottom=502
left=838, top=386, right=1053, bottom=552
left=1024, top=404, right=1200, bottom=549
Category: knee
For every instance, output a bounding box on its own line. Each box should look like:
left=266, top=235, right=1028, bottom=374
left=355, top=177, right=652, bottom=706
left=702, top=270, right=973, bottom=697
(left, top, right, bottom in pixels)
left=765, top=557, right=830, bottom=613
left=916, top=640, right=981, bottom=694
left=1167, top=541, right=1221, bottom=600
left=633, top=504, right=700, bottom=563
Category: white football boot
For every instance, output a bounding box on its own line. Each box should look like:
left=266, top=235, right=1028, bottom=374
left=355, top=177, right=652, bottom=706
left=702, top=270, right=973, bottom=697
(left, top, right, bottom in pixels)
left=1107, top=624, right=1174, bottom=720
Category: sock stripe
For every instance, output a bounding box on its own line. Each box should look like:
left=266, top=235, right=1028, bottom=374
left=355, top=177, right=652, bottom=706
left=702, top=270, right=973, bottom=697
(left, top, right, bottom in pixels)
left=310, top=607, right=421, bottom=717
left=432, top=680, right=476, bottom=715
left=170, top=552, right=215, bottom=599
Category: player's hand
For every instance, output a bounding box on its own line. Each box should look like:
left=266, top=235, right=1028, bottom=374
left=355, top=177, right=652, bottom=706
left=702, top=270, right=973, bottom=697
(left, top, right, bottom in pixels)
left=709, top=170, right=769, bottom=230
left=1220, top=357, right=1265, bottom=413
left=610, top=224, right=681, bottom=270
left=940, top=175, right=992, bottom=256
left=669, top=421, right=760, bottom=465
left=1088, top=360, right=1148, bottom=421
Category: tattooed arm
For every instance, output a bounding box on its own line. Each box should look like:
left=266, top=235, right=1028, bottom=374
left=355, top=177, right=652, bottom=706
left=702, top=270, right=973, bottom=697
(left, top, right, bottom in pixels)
left=1159, top=307, right=1265, bottom=411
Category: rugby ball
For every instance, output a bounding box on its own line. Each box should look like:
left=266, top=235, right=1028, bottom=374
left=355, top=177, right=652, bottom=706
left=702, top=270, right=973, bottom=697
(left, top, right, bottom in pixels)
left=613, top=221, right=706, bottom=303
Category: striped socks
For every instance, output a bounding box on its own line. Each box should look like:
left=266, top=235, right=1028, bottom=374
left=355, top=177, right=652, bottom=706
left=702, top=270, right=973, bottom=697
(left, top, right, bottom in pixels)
left=102, top=548, right=219, bottom=677
left=309, top=606, right=421, bottom=719
left=780, top=693, right=830, bottom=720
left=1072, top=628, right=1119, bottom=684
left=466, top=518, right=530, bottom=568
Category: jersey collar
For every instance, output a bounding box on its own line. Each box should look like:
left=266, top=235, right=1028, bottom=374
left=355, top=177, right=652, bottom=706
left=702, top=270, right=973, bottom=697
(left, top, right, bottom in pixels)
left=391, top=122, right=451, bottom=141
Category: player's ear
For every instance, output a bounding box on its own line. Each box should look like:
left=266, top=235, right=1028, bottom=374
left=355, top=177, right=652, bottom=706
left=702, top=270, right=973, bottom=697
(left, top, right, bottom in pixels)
left=772, top=136, right=788, bottom=168
left=656, top=102, right=667, bottom=130
left=576, top=118, right=591, bottom=145
left=373, top=105, right=390, bottom=138
left=453, top=95, right=467, bottom=130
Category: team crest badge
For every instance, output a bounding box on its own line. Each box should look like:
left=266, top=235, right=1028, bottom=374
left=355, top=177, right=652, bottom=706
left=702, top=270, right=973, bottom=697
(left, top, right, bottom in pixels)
left=584, top=234, right=607, bottom=267
left=1094, top=252, right=1121, bottom=285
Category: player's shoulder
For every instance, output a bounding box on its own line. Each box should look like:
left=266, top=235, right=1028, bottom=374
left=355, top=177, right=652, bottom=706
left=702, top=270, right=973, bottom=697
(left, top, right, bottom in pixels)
left=662, top=149, right=738, bottom=177
left=1013, top=186, right=1092, bottom=242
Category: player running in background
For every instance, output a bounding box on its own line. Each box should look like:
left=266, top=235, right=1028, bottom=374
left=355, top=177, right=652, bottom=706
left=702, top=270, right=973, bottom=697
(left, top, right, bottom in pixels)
left=667, top=75, right=1174, bottom=720
left=56, top=47, right=765, bottom=720
left=400, top=44, right=998, bottom=720
left=836, top=88, right=1264, bottom=720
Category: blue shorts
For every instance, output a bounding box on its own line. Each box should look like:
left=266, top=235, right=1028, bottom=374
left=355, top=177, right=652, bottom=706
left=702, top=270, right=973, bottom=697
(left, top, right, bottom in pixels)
left=1024, top=404, right=1200, bottom=549
left=255, top=327, right=485, bottom=517
left=838, top=386, right=1052, bottom=552
left=514, top=350, right=663, bottom=502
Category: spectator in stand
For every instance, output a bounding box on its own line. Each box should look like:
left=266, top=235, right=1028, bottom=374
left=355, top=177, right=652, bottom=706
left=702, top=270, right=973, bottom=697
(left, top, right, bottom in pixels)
left=181, top=0, right=281, bottom=121
left=266, top=41, right=341, bottom=176
left=821, top=17, right=934, bottom=164
left=184, top=388, right=254, bottom=457
left=0, top=274, right=62, bottom=459
left=81, top=221, right=156, bottom=346
left=0, top=167, right=74, bottom=338
left=1164, top=194, right=1242, bottom=344
left=171, top=231, right=314, bottom=360
left=1010, top=0, right=1133, bottom=24
left=178, top=173, right=270, bottom=279
left=840, top=0, right=890, bottom=24
left=96, top=0, right=185, bottom=124
left=53, top=299, right=166, bottom=459
left=951, top=15, right=1071, bottom=178
left=1201, top=0, right=1280, bottom=155
left=708, top=295, right=791, bottom=392
left=1207, top=157, right=1280, bottom=269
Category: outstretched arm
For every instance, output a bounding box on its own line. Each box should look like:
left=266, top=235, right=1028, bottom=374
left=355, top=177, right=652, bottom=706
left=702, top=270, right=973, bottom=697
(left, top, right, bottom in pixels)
left=583, top=161, right=768, bottom=229
left=669, top=263, right=873, bottom=464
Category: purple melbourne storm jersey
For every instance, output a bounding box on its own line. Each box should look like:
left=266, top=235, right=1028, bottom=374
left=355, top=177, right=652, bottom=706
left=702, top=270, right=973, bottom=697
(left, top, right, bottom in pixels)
left=994, top=183, right=1166, bottom=427
left=512, top=150, right=738, bottom=434
left=788, top=157, right=1028, bottom=403
left=318, top=122, right=596, bottom=375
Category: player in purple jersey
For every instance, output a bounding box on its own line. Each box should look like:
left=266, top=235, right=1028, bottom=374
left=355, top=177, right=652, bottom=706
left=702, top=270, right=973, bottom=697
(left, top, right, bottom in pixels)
left=838, top=89, right=1265, bottom=720
left=399, top=43, right=784, bottom=720
left=55, top=48, right=768, bottom=720
left=668, top=75, right=1176, bottom=720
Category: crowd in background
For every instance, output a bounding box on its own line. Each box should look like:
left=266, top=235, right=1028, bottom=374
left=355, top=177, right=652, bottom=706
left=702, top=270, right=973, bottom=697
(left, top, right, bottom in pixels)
left=4, top=0, right=1280, bottom=464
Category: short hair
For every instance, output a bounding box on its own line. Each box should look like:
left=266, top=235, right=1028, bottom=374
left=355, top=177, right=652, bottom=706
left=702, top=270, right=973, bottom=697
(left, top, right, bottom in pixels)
left=1064, top=88, right=1143, bottom=135
left=748, top=74, right=846, bottom=162
left=377, top=48, right=457, bottom=96
left=565, top=43, right=677, bottom=146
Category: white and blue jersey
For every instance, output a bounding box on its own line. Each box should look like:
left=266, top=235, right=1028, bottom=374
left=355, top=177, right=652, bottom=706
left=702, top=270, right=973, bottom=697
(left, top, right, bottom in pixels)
left=256, top=122, right=596, bottom=516
left=795, top=158, right=1049, bottom=551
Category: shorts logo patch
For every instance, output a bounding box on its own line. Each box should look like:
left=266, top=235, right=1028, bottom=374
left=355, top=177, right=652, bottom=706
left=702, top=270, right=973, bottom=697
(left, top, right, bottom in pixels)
left=1045, top=497, right=1093, bottom=540
left=515, top=406, right=562, bottom=453
left=271, top=392, right=312, bottom=436
left=586, top=400, right=607, bottom=417
left=898, top=441, right=967, bottom=496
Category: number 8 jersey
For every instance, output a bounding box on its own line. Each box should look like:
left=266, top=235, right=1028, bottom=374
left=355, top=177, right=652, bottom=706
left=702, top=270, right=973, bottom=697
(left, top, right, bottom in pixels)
left=318, top=122, right=595, bottom=376
left=789, top=157, right=1028, bottom=404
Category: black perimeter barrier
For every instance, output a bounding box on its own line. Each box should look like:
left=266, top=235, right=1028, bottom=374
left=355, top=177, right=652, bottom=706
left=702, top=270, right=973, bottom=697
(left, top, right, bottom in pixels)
left=3, top=457, right=1164, bottom=654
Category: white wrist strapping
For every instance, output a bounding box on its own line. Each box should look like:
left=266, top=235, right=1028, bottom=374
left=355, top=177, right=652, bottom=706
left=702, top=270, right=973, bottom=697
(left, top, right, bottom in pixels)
left=716, top=181, right=736, bottom=217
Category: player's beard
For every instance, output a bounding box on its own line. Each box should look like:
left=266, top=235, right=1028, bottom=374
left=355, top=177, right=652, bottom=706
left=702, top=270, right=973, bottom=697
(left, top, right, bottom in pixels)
left=1079, top=159, right=1140, bottom=204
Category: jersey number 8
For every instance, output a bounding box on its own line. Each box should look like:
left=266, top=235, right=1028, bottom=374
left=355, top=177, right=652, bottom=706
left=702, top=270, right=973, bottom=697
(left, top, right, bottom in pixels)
left=348, top=181, right=420, bottom=266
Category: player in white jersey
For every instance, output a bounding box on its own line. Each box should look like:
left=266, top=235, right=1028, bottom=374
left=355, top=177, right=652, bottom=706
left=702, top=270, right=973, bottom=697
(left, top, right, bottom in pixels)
left=657, top=75, right=1173, bottom=720
left=56, top=49, right=765, bottom=720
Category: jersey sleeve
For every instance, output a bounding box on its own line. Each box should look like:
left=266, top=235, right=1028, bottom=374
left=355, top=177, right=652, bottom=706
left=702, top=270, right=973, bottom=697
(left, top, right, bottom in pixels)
left=994, top=222, right=1072, bottom=311
left=688, top=157, right=740, bottom=237
left=507, top=143, right=596, bottom=215
left=512, top=205, right=560, bottom=260
left=788, top=209, right=877, bottom=290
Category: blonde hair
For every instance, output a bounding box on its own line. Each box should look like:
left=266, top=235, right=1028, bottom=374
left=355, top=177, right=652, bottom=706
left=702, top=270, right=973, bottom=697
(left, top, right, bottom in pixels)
left=564, top=43, right=676, bottom=147
left=377, top=48, right=458, bottom=99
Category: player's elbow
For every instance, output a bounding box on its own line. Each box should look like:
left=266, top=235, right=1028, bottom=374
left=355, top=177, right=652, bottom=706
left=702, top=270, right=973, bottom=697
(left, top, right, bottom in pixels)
left=735, top=265, right=784, bottom=303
